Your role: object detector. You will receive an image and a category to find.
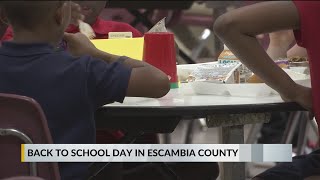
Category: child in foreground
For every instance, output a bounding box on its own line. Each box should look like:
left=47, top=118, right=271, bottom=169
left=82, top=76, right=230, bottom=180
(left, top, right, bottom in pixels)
left=0, top=1, right=219, bottom=179
left=0, top=1, right=169, bottom=179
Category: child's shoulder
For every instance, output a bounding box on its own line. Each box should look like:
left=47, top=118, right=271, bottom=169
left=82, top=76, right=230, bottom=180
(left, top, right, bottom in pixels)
left=48, top=51, right=93, bottom=68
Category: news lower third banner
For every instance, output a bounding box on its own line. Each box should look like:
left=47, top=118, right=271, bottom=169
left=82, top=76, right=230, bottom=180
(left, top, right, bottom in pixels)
left=21, top=144, right=292, bottom=162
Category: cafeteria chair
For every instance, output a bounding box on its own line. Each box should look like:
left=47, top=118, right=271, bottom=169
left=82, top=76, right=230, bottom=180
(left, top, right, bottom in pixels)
left=0, top=93, right=60, bottom=180
left=246, top=111, right=318, bottom=153
left=280, top=111, right=318, bottom=155
left=246, top=111, right=319, bottom=178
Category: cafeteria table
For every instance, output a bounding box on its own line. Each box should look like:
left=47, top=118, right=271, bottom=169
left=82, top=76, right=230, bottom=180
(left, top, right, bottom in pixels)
left=95, top=83, right=305, bottom=180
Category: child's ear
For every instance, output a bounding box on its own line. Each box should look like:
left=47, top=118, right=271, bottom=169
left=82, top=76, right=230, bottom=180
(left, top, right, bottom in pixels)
left=54, top=2, right=71, bottom=27
left=54, top=5, right=63, bottom=25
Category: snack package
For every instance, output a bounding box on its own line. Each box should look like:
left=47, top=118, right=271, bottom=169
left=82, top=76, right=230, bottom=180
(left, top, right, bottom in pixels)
left=218, top=44, right=239, bottom=64
left=148, top=17, right=167, bottom=33
left=187, top=63, right=242, bottom=83
left=217, top=44, right=251, bottom=83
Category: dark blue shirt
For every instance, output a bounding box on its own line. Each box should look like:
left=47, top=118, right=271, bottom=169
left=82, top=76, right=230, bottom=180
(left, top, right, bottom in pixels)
left=0, top=42, right=131, bottom=179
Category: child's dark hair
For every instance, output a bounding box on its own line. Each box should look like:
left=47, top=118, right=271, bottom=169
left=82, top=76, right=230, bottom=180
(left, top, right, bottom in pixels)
left=0, top=1, right=65, bottom=30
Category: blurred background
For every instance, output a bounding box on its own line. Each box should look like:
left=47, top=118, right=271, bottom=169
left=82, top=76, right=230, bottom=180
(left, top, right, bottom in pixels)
left=101, top=1, right=269, bottom=64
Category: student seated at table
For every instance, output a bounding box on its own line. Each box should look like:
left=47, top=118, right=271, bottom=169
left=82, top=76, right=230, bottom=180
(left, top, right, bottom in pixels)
left=0, top=0, right=154, bottom=145
left=214, top=1, right=320, bottom=180
left=0, top=1, right=220, bottom=180
left=0, top=1, right=170, bottom=179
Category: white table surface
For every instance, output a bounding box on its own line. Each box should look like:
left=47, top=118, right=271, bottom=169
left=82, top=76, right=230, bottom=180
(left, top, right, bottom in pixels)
left=104, top=62, right=309, bottom=109
left=105, top=83, right=285, bottom=108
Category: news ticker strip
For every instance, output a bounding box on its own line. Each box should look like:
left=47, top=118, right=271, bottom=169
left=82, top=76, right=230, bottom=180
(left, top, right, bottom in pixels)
left=21, top=144, right=292, bottom=162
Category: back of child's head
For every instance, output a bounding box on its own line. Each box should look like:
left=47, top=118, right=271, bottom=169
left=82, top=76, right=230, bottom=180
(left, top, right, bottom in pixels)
left=1, top=1, right=67, bottom=31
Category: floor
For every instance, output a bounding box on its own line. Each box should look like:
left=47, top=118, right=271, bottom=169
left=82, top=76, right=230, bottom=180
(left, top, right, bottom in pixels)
left=158, top=120, right=262, bottom=180
left=159, top=119, right=318, bottom=180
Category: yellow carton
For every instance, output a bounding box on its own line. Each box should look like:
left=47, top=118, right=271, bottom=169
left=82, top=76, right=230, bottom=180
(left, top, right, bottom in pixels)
left=91, top=38, right=144, bottom=60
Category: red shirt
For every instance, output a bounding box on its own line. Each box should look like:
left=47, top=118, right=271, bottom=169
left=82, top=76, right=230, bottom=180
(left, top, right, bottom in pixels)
left=2, top=26, right=13, bottom=41
left=1, top=17, right=142, bottom=41
left=293, top=1, right=320, bottom=130
left=65, top=17, right=142, bottom=38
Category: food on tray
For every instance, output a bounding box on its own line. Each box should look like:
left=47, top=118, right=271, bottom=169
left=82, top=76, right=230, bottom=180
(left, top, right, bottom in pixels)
left=233, top=68, right=240, bottom=83
left=289, top=56, right=308, bottom=62
left=186, top=75, right=196, bottom=82
left=247, top=74, right=264, bottom=83
left=289, top=56, right=309, bottom=68
left=275, top=59, right=289, bottom=69
left=245, top=60, right=290, bottom=83
left=177, top=68, right=191, bottom=82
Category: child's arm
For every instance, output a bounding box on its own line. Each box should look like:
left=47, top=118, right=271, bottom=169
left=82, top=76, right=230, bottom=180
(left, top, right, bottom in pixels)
left=214, top=1, right=312, bottom=111
left=63, top=32, right=170, bottom=98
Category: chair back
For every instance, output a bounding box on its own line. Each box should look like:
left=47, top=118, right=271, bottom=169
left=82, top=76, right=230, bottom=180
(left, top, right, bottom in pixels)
left=0, top=93, right=60, bottom=180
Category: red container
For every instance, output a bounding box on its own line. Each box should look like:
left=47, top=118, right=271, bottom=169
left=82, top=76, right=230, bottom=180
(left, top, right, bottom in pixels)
left=143, top=32, right=178, bottom=89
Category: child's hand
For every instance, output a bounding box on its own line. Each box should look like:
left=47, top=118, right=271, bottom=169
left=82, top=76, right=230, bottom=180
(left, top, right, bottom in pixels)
left=63, top=32, right=97, bottom=57
left=68, top=2, right=84, bottom=26
left=281, top=84, right=313, bottom=115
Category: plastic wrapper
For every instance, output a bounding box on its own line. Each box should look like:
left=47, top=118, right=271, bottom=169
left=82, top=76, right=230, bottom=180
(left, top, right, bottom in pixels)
left=147, top=17, right=180, bottom=60
left=148, top=17, right=167, bottom=33
left=187, top=63, right=242, bottom=83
